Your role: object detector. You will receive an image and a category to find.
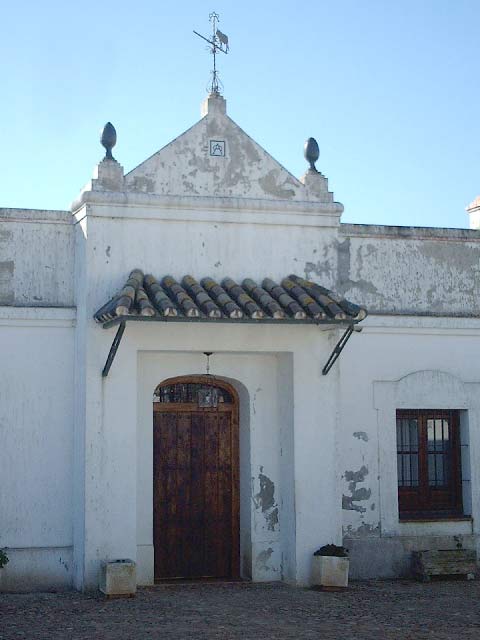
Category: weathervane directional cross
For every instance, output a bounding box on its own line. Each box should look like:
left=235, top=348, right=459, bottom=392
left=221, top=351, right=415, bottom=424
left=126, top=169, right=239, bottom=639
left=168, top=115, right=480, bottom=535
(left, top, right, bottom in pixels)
left=193, top=12, right=229, bottom=95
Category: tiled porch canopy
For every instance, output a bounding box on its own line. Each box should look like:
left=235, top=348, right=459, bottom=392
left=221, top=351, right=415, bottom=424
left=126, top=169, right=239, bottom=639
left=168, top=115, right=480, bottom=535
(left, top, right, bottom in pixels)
left=94, top=270, right=367, bottom=327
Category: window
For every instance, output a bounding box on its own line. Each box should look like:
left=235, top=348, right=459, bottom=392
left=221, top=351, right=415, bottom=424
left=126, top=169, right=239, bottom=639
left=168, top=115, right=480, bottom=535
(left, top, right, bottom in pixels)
left=396, top=409, right=463, bottom=519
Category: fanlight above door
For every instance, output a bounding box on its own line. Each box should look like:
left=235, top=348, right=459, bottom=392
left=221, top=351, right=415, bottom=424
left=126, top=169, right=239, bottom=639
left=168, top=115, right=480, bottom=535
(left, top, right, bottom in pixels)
left=153, top=381, right=233, bottom=407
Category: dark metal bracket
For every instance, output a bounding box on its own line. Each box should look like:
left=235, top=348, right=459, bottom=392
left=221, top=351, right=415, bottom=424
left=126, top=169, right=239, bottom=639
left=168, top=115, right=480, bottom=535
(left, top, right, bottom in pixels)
left=102, top=321, right=126, bottom=377
left=101, top=320, right=359, bottom=377
left=322, top=325, right=359, bottom=375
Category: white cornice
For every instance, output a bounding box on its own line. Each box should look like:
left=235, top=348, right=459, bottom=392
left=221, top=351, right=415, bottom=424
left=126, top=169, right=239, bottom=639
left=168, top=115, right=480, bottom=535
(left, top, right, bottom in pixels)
left=71, top=191, right=343, bottom=228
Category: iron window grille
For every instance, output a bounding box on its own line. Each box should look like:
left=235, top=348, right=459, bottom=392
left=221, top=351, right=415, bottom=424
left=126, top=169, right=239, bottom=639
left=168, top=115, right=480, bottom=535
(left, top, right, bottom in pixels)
left=396, top=409, right=463, bottom=520
left=153, top=382, right=233, bottom=405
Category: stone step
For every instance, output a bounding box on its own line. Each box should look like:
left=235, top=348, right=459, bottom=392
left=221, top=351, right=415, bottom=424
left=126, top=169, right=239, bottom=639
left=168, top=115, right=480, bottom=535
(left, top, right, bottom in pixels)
left=412, top=549, right=477, bottom=581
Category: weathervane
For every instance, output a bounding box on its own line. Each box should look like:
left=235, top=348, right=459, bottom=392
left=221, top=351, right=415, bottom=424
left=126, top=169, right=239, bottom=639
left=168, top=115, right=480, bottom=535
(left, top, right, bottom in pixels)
left=193, top=12, right=229, bottom=95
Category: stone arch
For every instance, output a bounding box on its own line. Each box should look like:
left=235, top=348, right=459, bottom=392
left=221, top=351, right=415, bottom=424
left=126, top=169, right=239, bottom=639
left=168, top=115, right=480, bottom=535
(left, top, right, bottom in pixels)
left=394, top=369, right=468, bottom=409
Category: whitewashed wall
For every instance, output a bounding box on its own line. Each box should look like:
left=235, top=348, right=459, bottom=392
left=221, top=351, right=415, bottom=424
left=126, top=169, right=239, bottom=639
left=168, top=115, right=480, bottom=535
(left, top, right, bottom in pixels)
left=72, top=160, right=480, bottom=587
left=137, top=352, right=286, bottom=584
left=71, top=148, right=348, bottom=587
left=73, top=304, right=341, bottom=589
left=0, top=208, right=74, bottom=307
left=80, top=213, right=340, bottom=317
left=0, top=307, right=75, bottom=590
left=340, top=225, right=480, bottom=316
left=339, top=315, right=480, bottom=577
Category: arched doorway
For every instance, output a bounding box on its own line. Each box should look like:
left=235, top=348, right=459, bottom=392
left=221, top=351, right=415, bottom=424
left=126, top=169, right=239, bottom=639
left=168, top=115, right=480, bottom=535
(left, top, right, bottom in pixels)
left=153, top=376, right=240, bottom=580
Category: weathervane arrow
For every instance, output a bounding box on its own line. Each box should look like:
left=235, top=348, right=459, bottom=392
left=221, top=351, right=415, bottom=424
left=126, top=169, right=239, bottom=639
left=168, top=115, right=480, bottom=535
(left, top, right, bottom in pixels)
left=193, top=12, right=229, bottom=95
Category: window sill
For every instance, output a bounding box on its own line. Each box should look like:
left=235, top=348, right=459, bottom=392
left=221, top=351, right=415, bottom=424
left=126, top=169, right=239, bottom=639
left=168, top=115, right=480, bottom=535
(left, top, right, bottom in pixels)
left=400, top=516, right=472, bottom=523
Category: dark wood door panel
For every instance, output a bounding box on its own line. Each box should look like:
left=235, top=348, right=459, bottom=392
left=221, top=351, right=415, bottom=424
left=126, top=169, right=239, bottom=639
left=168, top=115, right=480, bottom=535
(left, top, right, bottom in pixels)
left=153, top=404, right=239, bottom=580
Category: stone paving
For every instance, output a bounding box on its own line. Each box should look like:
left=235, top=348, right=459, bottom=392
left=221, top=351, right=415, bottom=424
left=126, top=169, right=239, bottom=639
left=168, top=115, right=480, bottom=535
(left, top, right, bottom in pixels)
left=1, top=579, right=480, bottom=639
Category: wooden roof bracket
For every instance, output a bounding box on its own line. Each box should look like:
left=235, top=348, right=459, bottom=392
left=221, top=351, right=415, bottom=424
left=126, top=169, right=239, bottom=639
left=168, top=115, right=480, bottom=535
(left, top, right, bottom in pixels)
left=322, top=325, right=362, bottom=375
left=102, top=321, right=126, bottom=377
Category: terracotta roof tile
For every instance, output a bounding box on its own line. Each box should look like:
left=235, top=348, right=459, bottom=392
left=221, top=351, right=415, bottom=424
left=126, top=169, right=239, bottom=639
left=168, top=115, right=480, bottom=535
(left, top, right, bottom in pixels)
left=94, top=271, right=367, bottom=325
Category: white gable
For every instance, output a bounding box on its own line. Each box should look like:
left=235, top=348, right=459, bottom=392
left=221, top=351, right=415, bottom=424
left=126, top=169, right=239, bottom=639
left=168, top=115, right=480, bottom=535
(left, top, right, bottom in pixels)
left=125, top=93, right=336, bottom=204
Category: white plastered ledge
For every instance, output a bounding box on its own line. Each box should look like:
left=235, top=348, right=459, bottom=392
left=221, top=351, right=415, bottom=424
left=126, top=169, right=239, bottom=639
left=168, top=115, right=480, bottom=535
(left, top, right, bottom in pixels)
left=373, top=370, right=480, bottom=537
left=0, top=306, right=76, bottom=326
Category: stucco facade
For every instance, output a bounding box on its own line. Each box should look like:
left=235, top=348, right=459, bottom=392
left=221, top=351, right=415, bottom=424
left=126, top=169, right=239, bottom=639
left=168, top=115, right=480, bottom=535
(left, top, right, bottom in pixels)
left=1, top=92, right=480, bottom=591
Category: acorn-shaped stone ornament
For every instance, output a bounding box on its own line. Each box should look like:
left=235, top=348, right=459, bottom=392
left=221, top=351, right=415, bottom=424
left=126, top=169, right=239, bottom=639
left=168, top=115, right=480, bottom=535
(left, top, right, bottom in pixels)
left=304, top=137, right=319, bottom=172
left=101, top=122, right=117, bottom=160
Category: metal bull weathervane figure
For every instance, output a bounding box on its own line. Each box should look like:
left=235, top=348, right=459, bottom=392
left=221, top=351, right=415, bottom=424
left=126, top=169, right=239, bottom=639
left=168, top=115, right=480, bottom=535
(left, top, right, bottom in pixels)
left=193, top=12, right=229, bottom=94
left=216, top=29, right=229, bottom=52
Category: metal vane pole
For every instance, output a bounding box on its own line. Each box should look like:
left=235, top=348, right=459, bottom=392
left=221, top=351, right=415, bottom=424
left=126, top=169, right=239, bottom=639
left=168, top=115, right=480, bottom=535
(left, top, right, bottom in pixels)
left=210, top=12, right=218, bottom=93
left=193, top=12, right=229, bottom=95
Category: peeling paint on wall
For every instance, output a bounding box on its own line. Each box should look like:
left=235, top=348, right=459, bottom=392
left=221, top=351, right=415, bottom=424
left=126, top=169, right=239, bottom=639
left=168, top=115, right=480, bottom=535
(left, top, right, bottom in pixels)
left=129, top=176, right=156, bottom=193
left=304, top=260, right=333, bottom=281
left=253, top=467, right=279, bottom=532
left=338, top=227, right=480, bottom=314
left=1, top=211, right=74, bottom=307
left=337, top=237, right=382, bottom=299
left=258, top=170, right=296, bottom=199
left=265, top=508, right=279, bottom=531
left=124, top=100, right=326, bottom=203
left=255, top=547, right=276, bottom=572
left=342, top=465, right=371, bottom=513
left=0, top=260, right=14, bottom=304
left=0, top=229, right=13, bottom=242
left=353, top=431, right=369, bottom=442
left=255, top=469, right=275, bottom=510
left=252, top=386, right=262, bottom=416
left=343, top=522, right=380, bottom=538
left=345, top=466, right=369, bottom=484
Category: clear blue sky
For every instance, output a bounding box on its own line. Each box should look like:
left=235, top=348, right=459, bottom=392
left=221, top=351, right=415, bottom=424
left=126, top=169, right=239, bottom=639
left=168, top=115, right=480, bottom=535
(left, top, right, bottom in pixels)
left=1, top=0, right=479, bottom=228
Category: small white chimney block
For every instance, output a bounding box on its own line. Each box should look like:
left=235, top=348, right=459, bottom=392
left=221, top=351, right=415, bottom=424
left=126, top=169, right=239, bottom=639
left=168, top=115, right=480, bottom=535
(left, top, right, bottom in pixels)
left=201, top=92, right=227, bottom=117
left=99, top=560, right=136, bottom=596
left=467, top=195, right=480, bottom=229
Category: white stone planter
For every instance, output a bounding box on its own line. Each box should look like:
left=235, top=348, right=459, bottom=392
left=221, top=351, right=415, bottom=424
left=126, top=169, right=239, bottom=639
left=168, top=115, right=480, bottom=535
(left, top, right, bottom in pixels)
left=311, top=555, right=349, bottom=589
left=99, top=560, right=136, bottom=596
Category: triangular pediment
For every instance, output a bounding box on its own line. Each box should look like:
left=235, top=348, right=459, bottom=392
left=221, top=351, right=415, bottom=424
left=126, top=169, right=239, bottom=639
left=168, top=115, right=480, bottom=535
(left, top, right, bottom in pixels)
left=124, top=94, right=336, bottom=204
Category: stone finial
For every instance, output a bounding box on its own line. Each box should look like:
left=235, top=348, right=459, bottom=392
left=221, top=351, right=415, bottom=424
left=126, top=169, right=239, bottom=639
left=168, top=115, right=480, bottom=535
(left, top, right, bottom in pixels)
left=304, top=137, right=320, bottom=173
left=101, top=122, right=117, bottom=161
left=300, top=138, right=337, bottom=205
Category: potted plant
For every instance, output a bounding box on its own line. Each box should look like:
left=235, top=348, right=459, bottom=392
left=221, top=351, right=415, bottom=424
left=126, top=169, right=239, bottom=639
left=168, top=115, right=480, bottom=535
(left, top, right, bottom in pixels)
left=0, top=548, right=8, bottom=588
left=311, top=544, right=349, bottom=590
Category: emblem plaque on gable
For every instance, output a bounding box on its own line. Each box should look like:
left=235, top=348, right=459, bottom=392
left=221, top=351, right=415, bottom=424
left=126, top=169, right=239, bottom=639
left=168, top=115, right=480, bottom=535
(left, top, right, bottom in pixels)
left=210, top=140, right=226, bottom=157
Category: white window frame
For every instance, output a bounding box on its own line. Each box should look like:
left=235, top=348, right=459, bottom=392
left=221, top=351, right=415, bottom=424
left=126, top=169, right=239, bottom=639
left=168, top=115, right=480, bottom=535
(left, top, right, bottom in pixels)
left=373, top=370, right=480, bottom=536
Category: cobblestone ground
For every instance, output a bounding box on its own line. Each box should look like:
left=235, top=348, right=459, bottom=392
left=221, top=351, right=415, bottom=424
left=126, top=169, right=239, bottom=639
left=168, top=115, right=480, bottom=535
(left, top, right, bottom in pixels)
left=1, top=579, right=480, bottom=640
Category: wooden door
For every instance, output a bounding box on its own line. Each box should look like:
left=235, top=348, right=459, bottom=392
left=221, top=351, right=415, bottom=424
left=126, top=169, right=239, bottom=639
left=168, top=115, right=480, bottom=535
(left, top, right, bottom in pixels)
left=153, top=378, right=239, bottom=580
